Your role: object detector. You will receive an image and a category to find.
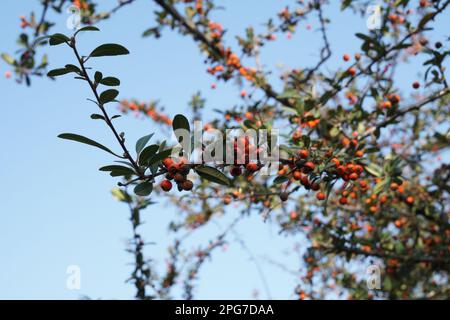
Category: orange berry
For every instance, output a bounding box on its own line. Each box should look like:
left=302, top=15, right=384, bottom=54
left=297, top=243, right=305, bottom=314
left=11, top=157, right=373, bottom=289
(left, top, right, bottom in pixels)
left=355, top=150, right=364, bottom=158
left=354, top=165, right=363, bottom=174
left=348, top=67, right=356, bottom=76
left=298, top=149, right=309, bottom=159
left=162, top=158, right=174, bottom=169
left=349, top=172, right=358, bottom=180
left=343, top=54, right=350, bottom=62
left=390, top=182, right=399, bottom=191
left=246, top=162, right=259, bottom=172
left=304, top=161, right=315, bottom=172
left=406, top=196, right=414, bottom=205
left=382, top=101, right=392, bottom=108
left=316, top=192, right=326, bottom=201
left=293, top=170, right=302, bottom=180
left=331, top=158, right=340, bottom=166
left=160, top=180, right=172, bottom=192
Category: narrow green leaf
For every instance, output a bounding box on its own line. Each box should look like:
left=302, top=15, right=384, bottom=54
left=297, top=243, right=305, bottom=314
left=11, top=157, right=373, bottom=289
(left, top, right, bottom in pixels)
left=134, top=181, right=153, bottom=196
left=365, top=163, right=382, bottom=177
left=273, top=175, right=288, bottom=185
left=58, top=133, right=120, bottom=157
left=90, top=43, right=130, bottom=57
left=1, top=53, right=15, bottom=65
left=75, top=26, right=100, bottom=36
left=195, top=165, right=231, bottom=186
left=100, top=165, right=135, bottom=177
left=111, top=187, right=131, bottom=202
left=90, top=113, right=105, bottom=120
left=47, top=68, right=71, bottom=77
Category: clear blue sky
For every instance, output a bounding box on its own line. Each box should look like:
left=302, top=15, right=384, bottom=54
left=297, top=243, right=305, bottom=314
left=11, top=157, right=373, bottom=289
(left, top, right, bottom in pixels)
left=1, top=0, right=448, bottom=299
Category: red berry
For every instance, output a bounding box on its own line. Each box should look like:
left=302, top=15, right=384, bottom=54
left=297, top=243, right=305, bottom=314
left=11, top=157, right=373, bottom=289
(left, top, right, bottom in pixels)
left=412, top=81, right=420, bottom=89
left=246, top=162, right=259, bottom=172
left=298, top=149, right=309, bottom=159
left=293, top=170, right=302, bottom=180
left=162, top=158, right=174, bottom=168
left=349, top=172, right=359, bottom=180
left=339, top=197, right=348, bottom=205
left=174, top=173, right=186, bottom=183
left=181, top=180, right=194, bottom=191
left=160, top=180, right=172, bottom=192
left=304, top=162, right=315, bottom=172
left=230, top=166, right=242, bottom=177
left=316, top=192, right=326, bottom=201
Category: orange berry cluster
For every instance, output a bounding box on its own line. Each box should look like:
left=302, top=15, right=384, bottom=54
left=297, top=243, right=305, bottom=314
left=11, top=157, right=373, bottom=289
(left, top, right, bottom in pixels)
left=160, top=158, right=194, bottom=192
left=72, top=0, right=90, bottom=11
left=380, top=93, right=401, bottom=109
left=119, top=100, right=172, bottom=126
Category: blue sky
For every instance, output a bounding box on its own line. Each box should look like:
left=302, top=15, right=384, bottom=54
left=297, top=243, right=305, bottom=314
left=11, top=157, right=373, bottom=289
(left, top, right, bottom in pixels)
left=1, top=0, right=448, bottom=299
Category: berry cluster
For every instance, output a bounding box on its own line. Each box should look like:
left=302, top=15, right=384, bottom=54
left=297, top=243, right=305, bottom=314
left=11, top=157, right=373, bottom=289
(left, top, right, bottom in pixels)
left=160, top=158, right=194, bottom=192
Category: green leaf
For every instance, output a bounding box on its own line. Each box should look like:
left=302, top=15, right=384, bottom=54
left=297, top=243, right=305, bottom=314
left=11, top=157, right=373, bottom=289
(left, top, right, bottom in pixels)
left=1, top=53, right=15, bottom=65
left=302, top=135, right=311, bottom=148
left=75, top=26, right=100, bottom=36
left=365, top=163, right=382, bottom=177
left=134, top=182, right=153, bottom=196
left=111, top=115, right=122, bottom=120
left=90, top=113, right=105, bottom=120
left=58, top=133, right=120, bottom=157
left=100, top=77, right=120, bottom=86
left=99, top=89, right=119, bottom=104
left=94, top=71, right=103, bottom=83
left=65, top=64, right=81, bottom=74
left=49, top=33, right=69, bottom=46
left=172, top=114, right=190, bottom=132
left=111, top=187, right=131, bottom=202
left=341, top=0, right=352, bottom=10
left=136, top=133, right=154, bottom=154
left=273, top=175, right=288, bottom=185
left=138, top=144, right=159, bottom=165
left=418, top=12, right=434, bottom=30
left=373, top=179, right=388, bottom=194
left=89, top=43, right=130, bottom=57
left=99, top=165, right=135, bottom=177
left=47, top=68, right=71, bottom=77
left=148, top=148, right=173, bottom=166
left=195, top=165, right=231, bottom=186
